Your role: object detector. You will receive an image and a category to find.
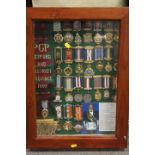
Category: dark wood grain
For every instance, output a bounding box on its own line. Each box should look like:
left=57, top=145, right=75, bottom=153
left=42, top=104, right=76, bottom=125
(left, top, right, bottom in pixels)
left=26, top=7, right=129, bottom=149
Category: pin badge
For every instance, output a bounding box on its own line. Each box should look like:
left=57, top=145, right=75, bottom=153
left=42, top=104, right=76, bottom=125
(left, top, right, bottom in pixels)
left=75, top=63, right=83, bottom=75
left=64, top=32, right=73, bottom=43
left=64, top=65, right=73, bottom=76
left=103, top=32, right=113, bottom=44
left=94, top=33, right=103, bottom=44
left=83, top=33, right=93, bottom=43
left=105, top=62, right=112, bottom=72
left=75, top=33, right=82, bottom=45
left=103, top=90, right=110, bottom=98
left=53, top=91, right=62, bottom=103
left=74, top=94, right=83, bottom=103
left=96, top=61, right=104, bottom=71
left=63, top=121, right=72, bottom=131
left=83, top=94, right=92, bottom=103
left=95, top=89, right=102, bottom=101
left=65, top=93, right=73, bottom=102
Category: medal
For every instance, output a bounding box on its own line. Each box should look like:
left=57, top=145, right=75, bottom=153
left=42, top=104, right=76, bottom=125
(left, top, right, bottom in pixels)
left=41, top=100, right=48, bottom=119
left=103, top=32, right=113, bottom=44
left=83, top=33, right=93, bottom=43
left=74, top=46, right=83, bottom=62
left=64, top=32, right=73, bottom=43
left=63, top=121, right=72, bottom=131
left=74, top=94, right=83, bottom=102
left=112, top=76, right=117, bottom=89
left=55, top=65, right=62, bottom=75
left=63, top=21, right=72, bottom=31
left=64, top=65, right=72, bottom=76
left=105, top=62, right=112, bottom=72
left=94, top=45, right=104, bottom=61
left=64, top=48, right=73, bottom=64
left=96, top=61, right=104, bottom=71
left=75, top=63, right=83, bottom=74
left=103, top=90, right=110, bottom=98
left=53, top=21, right=61, bottom=32
left=55, top=105, right=62, bottom=119
left=83, top=21, right=92, bottom=31
left=54, top=47, right=62, bottom=64
left=103, top=75, right=111, bottom=89
left=74, top=76, right=83, bottom=89
left=94, top=21, right=102, bottom=31
left=94, top=33, right=103, bottom=44
left=64, top=104, right=72, bottom=119
left=53, top=91, right=62, bottom=103
left=84, top=77, right=92, bottom=90
left=75, top=33, right=82, bottom=45
left=93, top=75, right=102, bottom=89
left=54, top=33, right=63, bottom=43
left=95, top=89, right=102, bottom=101
left=74, top=124, right=82, bottom=133
left=84, top=46, right=94, bottom=63
left=74, top=105, right=82, bottom=121
left=84, top=64, right=94, bottom=76
left=65, top=93, right=73, bottom=102
left=56, top=75, right=62, bottom=90
left=83, top=94, right=92, bottom=103
left=104, top=45, right=113, bottom=61
left=64, top=76, right=73, bottom=92
left=73, top=21, right=81, bottom=31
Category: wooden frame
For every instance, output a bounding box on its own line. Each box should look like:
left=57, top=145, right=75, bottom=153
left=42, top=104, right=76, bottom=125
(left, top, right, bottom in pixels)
left=26, top=7, right=129, bottom=149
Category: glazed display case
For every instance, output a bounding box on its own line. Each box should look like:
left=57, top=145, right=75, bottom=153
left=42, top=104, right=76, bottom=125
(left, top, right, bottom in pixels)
left=26, top=8, right=129, bottom=149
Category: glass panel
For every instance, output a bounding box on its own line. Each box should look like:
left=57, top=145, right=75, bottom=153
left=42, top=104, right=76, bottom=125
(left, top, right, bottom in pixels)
left=34, top=20, right=119, bottom=136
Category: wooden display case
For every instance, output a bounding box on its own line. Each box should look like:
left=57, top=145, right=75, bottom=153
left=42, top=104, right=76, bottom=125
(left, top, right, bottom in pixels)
left=26, top=7, right=129, bottom=149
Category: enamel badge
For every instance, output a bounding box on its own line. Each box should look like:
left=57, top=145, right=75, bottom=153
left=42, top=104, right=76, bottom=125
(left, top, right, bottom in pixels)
left=54, top=33, right=63, bottom=43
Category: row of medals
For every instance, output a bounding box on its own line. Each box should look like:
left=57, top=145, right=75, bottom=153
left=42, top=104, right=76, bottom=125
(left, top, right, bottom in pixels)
left=41, top=21, right=118, bottom=133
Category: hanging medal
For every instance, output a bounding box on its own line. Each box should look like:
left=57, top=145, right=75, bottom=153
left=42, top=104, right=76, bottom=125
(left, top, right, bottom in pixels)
left=74, top=46, right=83, bottom=62
left=75, top=63, right=83, bottom=75
left=64, top=65, right=72, bottom=76
left=74, top=123, right=82, bottom=133
left=93, top=75, right=102, bottom=89
left=75, top=33, right=82, bottom=45
left=104, top=45, right=113, bottom=61
left=53, top=21, right=61, bottom=32
left=74, top=105, right=82, bottom=121
left=83, top=94, right=92, bottom=103
left=103, top=32, right=113, bottom=44
left=103, top=90, right=110, bottom=98
left=63, top=121, right=72, bottom=131
left=56, top=75, right=62, bottom=90
left=94, top=33, right=103, bottom=44
left=84, top=77, right=92, bottom=90
left=73, top=21, right=81, bottom=31
left=55, top=104, right=62, bottom=119
left=41, top=100, right=49, bottom=119
left=55, top=65, right=62, bottom=75
left=54, top=47, right=62, bottom=64
left=94, top=89, right=102, bottom=101
left=84, top=64, right=94, bottom=77
left=74, top=94, right=83, bottom=103
left=94, top=21, right=102, bottom=31
left=64, top=32, right=73, bottom=43
left=64, top=104, right=72, bottom=119
left=65, top=93, right=73, bottom=102
left=64, top=48, right=73, bottom=64
left=84, top=46, right=94, bottom=63
left=103, top=75, right=111, bottom=89
left=54, top=33, right=63, bottom=43
left=53, top=91, right=62, bottom=103
left=105, top=62, right=112, bottom=72
left=64, top=76, right=73, bottom=92
left=74, top=76, right=83, bottom=89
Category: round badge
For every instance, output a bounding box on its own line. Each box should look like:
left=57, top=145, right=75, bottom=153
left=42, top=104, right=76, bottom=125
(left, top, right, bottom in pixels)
left=74, top=94, right=83, bottom=102
left=65, top=93, right=73, bottom=102
left=105, top=63, right=112, bottom=72
left=64, top=32, right=73, bottom=43
left=64, top=66, right=73, bottom=76
left=96, top=61, right=104, bottom=71
left=54, top=33, right=63, bottom=43
left=41, top=109, right=48, bottom=119
left=74, top=124, right=82, bottom=133
left=84, top=67, right=94, bottom=76
left=103, top=32, right=113, bottom=44
left=83, top=94, right=92, bottom=103
left=75, top=63, right=83, bottom=74
left=63, top=121, right=72, bottom=131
